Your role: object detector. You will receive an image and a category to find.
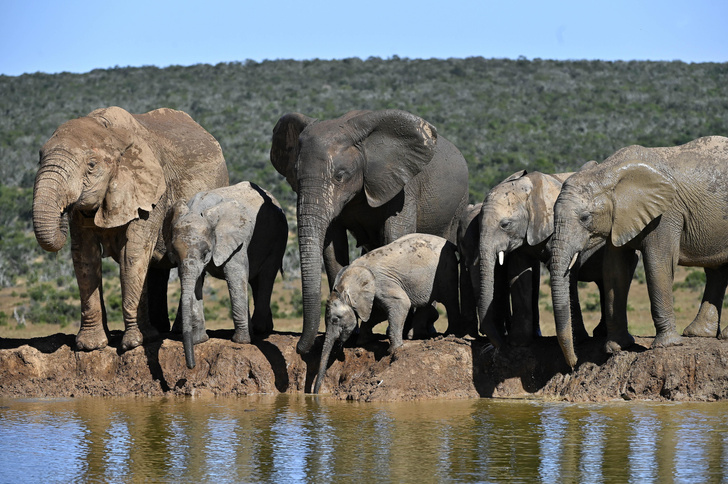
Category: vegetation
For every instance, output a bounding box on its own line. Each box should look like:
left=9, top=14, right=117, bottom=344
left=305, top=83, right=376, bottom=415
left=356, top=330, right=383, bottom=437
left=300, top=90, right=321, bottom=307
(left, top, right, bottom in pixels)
left=1, top=57, right=727, bottom=327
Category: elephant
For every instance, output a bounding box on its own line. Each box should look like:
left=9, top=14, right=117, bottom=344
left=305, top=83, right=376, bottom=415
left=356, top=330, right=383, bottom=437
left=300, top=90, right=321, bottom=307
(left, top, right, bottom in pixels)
left=313, top=233, right=461, bottom=394
left=169, top=181, right=288, bottom=369
left=32, top=106, right=229, bottom=351
left=270, top=109, right=469, bottom=355
left=477, top=169, right=638, bottom=348
left=550, top=136, right=728, bottom=368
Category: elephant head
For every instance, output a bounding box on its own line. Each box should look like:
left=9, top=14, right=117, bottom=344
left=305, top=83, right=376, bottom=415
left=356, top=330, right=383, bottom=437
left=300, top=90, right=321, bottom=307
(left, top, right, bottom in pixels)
left=477, top=170, right=566, bottom=346
left=170, top=194, right=254, bottom=369
left=33, top=107, right=166, bottom=252
left=271, top=110, right=437, bottom=355
left=314, top=265, right=375, bottom=394
left=550, top=159, right=675, bottom=367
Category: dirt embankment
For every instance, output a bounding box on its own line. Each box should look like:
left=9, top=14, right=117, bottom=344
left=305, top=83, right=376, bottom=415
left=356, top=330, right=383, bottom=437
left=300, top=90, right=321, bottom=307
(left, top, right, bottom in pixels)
left=2, top=331, right=728, bottom=402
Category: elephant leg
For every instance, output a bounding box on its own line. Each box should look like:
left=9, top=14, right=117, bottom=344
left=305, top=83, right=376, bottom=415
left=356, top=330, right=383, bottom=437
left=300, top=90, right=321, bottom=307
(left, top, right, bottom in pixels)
left=119, top=220, right=161, bottom=351
left=411, top=304, right=440, bottom=339
left=323, top=220, right=349, bottom=291
left=225, top=260, right=251, bottom=344
left=684, top=266, right=728, bottom=338
left=250, top=259, right=277, bottom=336
left=602, top=245, right=637, bottom=354
left=382, top=290, right=411, bottom=353
left=569, top=272, right=591, bottom=345
left=146, top=266, right=170, bottom=333
left=459, top=263, right=478, bottom=337
left=592, top=282, right=608, bottom=338
left=70, top=222, right=108, bottom=351
left=382, top=190, right=417, bottom=245
left=505, top=252, right=536, bottom=346
left=641, top=239, right=682, bottom=349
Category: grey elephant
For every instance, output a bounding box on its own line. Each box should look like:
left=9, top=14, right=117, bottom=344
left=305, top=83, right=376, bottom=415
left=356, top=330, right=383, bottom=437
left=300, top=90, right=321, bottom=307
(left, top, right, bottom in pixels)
left=170, top=181, right=288, bottom=369
left=32, top=107, right=229, bottom=351
left=477, top=169, right=638, bottom=348
left=270, top=109, right=469, bottom=355
left=550, top=136, right=728, bottom=368
left=313, top=233, right=461, bottom=394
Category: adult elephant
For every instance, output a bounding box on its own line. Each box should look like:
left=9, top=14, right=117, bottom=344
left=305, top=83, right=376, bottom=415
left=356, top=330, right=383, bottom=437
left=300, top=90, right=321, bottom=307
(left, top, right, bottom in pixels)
left=270, top=109, right=469, bottom=354
left=33, top=106, right=229, bottom=351
left=477, top=169, right=637, bottom=348
left=550, top=136, right=728, bottom=368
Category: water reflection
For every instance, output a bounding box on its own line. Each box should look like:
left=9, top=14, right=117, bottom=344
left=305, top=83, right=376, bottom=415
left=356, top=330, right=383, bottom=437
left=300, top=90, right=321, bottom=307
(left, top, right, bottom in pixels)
left=1, top=397, right=728, bottom=482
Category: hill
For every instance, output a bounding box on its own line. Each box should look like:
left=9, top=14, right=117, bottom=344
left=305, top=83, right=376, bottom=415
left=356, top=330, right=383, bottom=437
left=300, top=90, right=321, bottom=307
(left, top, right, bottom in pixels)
left=0, top=56, right=726, bottom=327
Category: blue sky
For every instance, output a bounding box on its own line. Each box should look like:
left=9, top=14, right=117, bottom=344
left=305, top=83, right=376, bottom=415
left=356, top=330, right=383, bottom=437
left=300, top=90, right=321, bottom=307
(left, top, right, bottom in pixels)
left=1, top=0, right=726, bottom=76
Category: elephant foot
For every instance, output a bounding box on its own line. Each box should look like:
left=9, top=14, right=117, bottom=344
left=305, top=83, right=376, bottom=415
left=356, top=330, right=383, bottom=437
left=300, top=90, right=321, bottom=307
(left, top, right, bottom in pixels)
left=120, top=326, right=159, bottom=352
left=652, top=330, right=682, bottom=348
left=232, top=329, right=251, bottom=344
left=75, top=326, right=108, bottom=351
left=604, top=331, right=635, bottom=355
left=387, top=340, right=403, bottom=355
left=719, top=329, right=728, bottom=340
left=683, top=317, right=719, bottom=338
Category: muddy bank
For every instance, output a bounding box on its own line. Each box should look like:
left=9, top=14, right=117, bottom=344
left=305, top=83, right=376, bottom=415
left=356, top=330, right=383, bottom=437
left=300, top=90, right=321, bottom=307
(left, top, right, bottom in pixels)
left=1, top=330, right=728, bottom=402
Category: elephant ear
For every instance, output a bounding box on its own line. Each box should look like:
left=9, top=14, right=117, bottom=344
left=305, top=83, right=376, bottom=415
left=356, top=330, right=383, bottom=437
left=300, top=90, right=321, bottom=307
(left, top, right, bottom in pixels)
left=208, top=201, right=253, bottom=267
left=94, top=131, right=166, bottom=229
left=270, top=113, right=316, bottom=192
left=502, top=169, right=528, bottom=183
left=349, top=110, right=438, bottom=208
left=611, top=161, right=676, bottom=247
left=340, top=266, right=376, bottom=322
left=526, top=173, right=562, bottom=246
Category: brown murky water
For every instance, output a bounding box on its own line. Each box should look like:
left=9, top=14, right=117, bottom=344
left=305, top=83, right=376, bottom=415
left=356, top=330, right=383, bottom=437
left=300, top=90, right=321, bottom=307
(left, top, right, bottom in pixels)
left=1, top=395, right=727, bottom=482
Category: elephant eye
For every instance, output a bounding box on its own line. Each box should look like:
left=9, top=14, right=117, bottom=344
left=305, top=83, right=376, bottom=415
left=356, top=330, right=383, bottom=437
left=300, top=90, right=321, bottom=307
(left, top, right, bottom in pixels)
left=500, top=220, right=512, bottom=230
left=334, top=170, right=347, bottom=183
left=579, top=213, right=591, bottom=224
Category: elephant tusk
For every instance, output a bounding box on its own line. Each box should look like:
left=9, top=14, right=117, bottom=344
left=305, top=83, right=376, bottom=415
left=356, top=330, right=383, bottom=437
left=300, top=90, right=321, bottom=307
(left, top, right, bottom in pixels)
left=498, top=251, right=505, bottom=266
left=568, top=252, right=580, bottom=272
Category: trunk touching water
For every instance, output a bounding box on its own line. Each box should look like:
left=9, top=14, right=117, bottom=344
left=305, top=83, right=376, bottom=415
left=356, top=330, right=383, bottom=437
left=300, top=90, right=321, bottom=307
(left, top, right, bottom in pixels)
left=478, top=245, right=505, bottom=348
left=181, top=263, right=205, bottom=369
left=32, top=160, right=80, bottom=252
left=295, top=192, right=331, bottom=355
left=313, top=326, right=340, bottom=394
left=550, top=235, right=579, bottom=369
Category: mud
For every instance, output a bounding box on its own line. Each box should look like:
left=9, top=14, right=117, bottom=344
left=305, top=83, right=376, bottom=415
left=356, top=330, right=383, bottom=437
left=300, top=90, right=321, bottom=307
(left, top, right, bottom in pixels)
left=1, top=330, right=728, bottom=402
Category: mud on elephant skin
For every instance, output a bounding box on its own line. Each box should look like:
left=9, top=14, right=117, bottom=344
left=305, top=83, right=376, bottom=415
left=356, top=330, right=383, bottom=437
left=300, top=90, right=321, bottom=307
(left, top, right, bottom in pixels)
left=169, top=181, right=288, bottom=369
left=32, top=106, right=229, bottom=352
left=270, top=109, right=470, bottom=356
left=314, top=233, right=462, bottom=394
left=550, top=136, right=728, bottom=368
left=476, top=168, right=637, bottom=349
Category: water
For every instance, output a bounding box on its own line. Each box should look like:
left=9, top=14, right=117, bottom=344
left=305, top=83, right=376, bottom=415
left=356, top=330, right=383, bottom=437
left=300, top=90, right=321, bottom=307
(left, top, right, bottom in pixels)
left=1, top=395, right=728, bottom=483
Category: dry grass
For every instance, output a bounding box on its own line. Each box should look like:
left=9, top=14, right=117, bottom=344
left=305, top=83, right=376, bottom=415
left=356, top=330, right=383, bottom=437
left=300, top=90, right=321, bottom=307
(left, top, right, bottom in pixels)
left=0, top=264, right=711, bottom=340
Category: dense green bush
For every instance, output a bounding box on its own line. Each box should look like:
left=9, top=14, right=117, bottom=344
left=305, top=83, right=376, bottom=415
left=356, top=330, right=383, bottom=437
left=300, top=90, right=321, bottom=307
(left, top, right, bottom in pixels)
left=1, top=57, right=727, bottom=291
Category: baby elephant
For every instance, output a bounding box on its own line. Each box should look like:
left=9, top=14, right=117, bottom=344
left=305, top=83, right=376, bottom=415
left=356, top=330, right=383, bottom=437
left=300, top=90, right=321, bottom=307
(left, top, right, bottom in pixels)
left=313, top=233, right=461, bottom=394
left=170, top=181, right=288, bottom=369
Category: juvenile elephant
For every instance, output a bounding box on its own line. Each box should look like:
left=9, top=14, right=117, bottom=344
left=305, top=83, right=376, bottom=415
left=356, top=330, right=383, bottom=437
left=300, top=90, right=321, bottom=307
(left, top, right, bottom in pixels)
left=313, top=233, right=461, bottom=393
left=477, top=169, right=637, bottom=348
left=170, top=182, right=288, bottom=369
left=32, top=107, right=229, bottom=351
left=270, top=109, right=469, bottom=355
left=550, top=136, right=728, bottom=368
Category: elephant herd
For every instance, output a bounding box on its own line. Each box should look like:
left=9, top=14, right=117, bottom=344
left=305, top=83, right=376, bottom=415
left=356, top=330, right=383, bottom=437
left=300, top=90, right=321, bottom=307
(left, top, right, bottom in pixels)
left=30, top=106, right=728, bottom=392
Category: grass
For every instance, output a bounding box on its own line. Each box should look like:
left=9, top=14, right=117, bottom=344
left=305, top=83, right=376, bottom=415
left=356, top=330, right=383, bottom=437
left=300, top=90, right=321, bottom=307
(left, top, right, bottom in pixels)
left=0, top=264, right=714, bottom=340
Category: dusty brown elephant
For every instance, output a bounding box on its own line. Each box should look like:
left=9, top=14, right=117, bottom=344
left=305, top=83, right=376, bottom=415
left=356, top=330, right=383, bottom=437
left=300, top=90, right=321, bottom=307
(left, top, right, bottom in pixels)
left=270, top=109, right=469, bottom=355
left=32, top=106, right=229, bottom=351
left=550, top=136, right=728, bottom=368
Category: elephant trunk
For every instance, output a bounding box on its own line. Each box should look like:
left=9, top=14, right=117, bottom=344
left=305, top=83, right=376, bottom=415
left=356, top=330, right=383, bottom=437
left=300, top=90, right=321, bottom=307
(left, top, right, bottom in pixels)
left=550, top=232, right=580, bottom=369
left=180, top=261, right=204, bottom=369
left=478, top=245, right=505, bottom=348
left=295, top=190, right=331, bottom=355
left=32, top=157, right=82, bottom=252
left=314, top=324, right=341, bottom=394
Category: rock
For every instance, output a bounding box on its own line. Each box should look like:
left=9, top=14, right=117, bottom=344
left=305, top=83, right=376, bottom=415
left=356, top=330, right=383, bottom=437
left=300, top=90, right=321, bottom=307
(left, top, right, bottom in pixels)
left=1, top=330, right=728, bottom=401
